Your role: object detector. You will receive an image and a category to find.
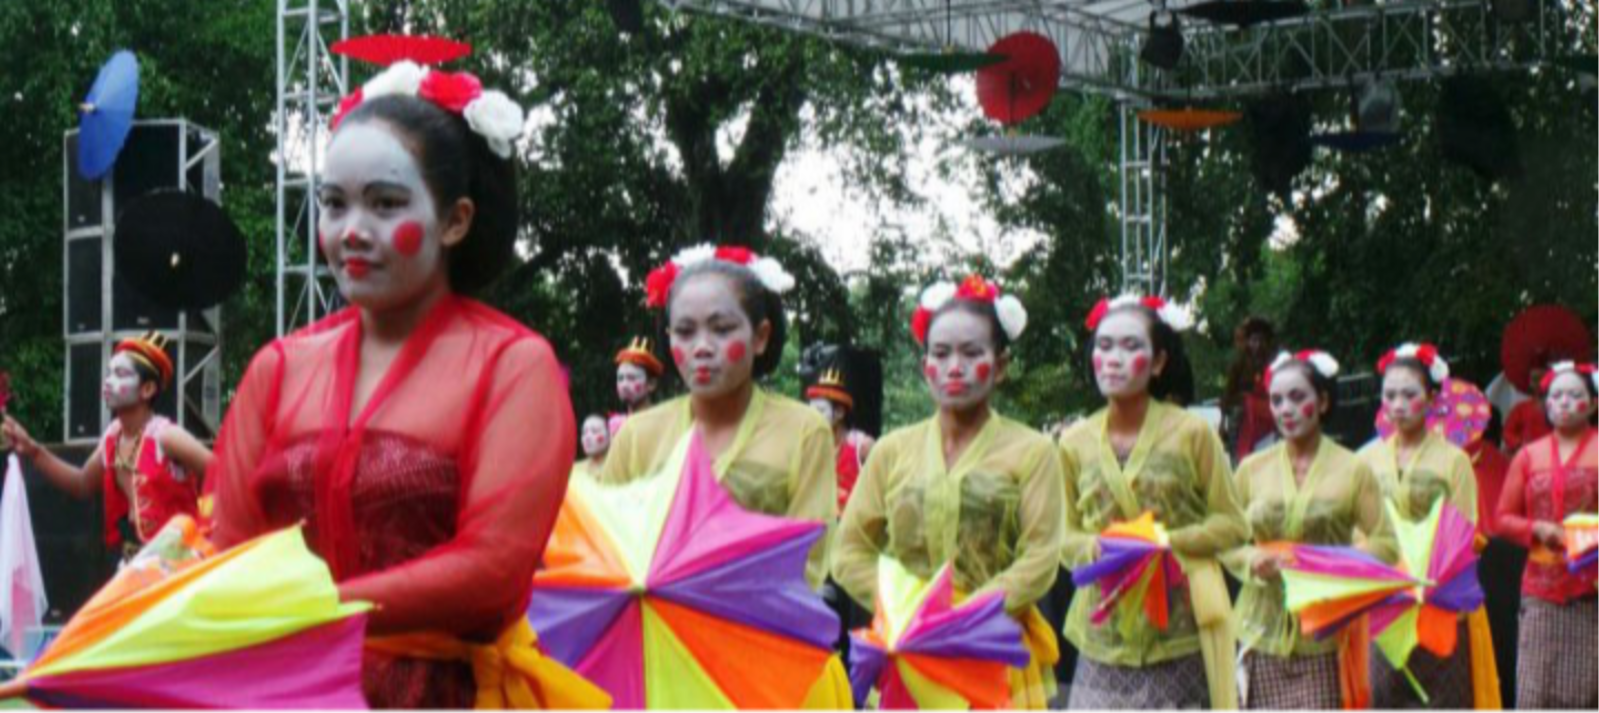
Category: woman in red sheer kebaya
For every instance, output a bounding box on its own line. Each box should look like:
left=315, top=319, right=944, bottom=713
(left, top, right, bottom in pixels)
left=207, top=62, right=587, bottom=708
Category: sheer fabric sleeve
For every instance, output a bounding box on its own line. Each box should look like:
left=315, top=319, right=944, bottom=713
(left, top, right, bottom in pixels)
left=599, top=414, right=641, bottom=485
left=1353, top=460, right=1398, bottom=563
left=1058, top=439, right=1098, bottom=569
left=1167, top=420, right=1247, bottom=558
left=209, top=343, right=285, bottom=549
left=973, top=438, right=1064, bottom=613
left=832, top=434, right=894, bottom=612
left=338, top=336, right=576, bottom=636
left=1495, top=449, right=1536, bottom=548
left=1218, top=460, right=1260, bottom=585
left=789, top=417, right=838, bottom=589
left=1447, top=448, right=1479, bottom=525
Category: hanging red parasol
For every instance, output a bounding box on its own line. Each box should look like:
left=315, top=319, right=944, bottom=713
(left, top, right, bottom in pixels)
left=1500, top=305, right=1595, bottom=393
left=976, top=32, right=1060, bottom=125
left=330, top=34, right=473, bottom=67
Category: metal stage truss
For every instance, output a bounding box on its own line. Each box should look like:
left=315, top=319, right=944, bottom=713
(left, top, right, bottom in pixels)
left=275, top=0, right=348, bottom=337
left=665, top=0, right=1585, bottom=294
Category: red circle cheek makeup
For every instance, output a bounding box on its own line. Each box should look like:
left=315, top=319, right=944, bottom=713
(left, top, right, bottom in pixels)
left=393, top=221, right=425, bottom=257
left=1131, top=354, right=1149, bottom=375
left=725, top=340, right=748, bottom=363
left=975, top=363, right=993, bottom=383
left=670, top=347, right=686, bottom=366
left=923, top=363, right=938, bottom=381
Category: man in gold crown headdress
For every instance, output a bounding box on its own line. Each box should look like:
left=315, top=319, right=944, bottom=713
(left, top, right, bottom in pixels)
left=805, top=368, right=875, bottom=514
left=614, top=336, right=664, bottom=415
left=3, top=332, right=212, bottom=560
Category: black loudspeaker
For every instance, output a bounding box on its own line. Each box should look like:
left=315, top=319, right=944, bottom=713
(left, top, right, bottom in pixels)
left=1438, top=77, right=1522, bottom=181
left=1245, top=92, right=1313, bottom=199
left=62, top=120, right=223, bottom=442
left=798, top=344, right=885, bottom=438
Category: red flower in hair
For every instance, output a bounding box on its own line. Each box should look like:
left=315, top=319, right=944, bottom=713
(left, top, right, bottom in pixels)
left=331, top=88, right=364, bottom=130
left=714, top=246, right=755, bottom=265
left=644, top=262, right=679, bottom=309
left=1084, top=299, right=1111, bottom=331
left=911, top=308, right=934, bottom=346
left=956, top=274, right=998, bottom=302
left=1414, top=344, right=1438, bottom=367
left=417, top=70, right=483, bottom=114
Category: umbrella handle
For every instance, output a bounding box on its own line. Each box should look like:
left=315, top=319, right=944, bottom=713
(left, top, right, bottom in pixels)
left=0, top=678, right=27, bottom=701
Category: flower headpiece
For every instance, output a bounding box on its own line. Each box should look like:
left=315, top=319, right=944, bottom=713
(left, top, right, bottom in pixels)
left=614, top=336, right=665, bottom=377
left=330, top=60, right=526, bottom=159
left=114, top=331, right=174, bottom=391
left=1264, top=349, right=1341, bottom=386
left=910, top=274, right=1028, bottom=346
left=1084, top=293, right=1189, bottom=332
left=1376, top=342, right=1450, bottom=386
left=642, top=244, right=795, bottom=309
left=1540, top=361, right=1599, bottom=395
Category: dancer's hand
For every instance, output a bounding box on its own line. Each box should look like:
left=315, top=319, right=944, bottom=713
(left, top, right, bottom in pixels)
left=1251, top=551, right=1283, bottom=580
left=1533, top=521, right=1566, bottom=550
left=1, top=415, right=39, bottom=459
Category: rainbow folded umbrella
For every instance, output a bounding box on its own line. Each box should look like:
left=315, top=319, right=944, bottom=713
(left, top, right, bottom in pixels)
left=1070, top=511, right=1183, bottom=630
left=1566, top=513, right=1599, bottom=574
left=847, top=557, right=1028, bottom=709
left=528, top=432, right=840, bottom=709
left=1278, top=500, right=1483, bottom=701
left=0, top=516, right=370, bottom=708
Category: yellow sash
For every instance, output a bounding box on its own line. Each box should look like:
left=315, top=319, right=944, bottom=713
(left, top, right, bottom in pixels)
left=366, top=619, right=613, bottom=709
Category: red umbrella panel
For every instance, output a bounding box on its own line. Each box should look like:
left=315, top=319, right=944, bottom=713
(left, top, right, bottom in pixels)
left=1501, top=305, right=1595, bottom=393
left=976, top=32, right=1060, bottom=125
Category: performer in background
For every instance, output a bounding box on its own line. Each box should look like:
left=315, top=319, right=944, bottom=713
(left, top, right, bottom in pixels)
left=205, top=61, right=595, bottom=709
left=571, top=414, right=612, bottom=480
left=832, top=275, right=1063, bottom=708
left=804, top=366, right=875, bottom=513
left=1059, top=295, right=1246, bottom=710
left=615, top=336, right=663, bottom=414
left=1222, top=316, right=1278, bottom=462
left=1502, top=352, right=1553, bottom=455
left=1496, top=361, right=1598, bottom=709
left=1358, top=343, right=1495, bottom=709
left=3, top=332, right=211, bottom=562
left=1223, top=349, right=1395, bottom=709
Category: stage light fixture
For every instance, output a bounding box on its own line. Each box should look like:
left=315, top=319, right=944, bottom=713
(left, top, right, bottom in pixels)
left=1140, top=9, right=1185, bottom=71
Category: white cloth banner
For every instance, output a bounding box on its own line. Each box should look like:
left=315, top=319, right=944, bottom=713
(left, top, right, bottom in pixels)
left=0, top=454, right=46, bottom=659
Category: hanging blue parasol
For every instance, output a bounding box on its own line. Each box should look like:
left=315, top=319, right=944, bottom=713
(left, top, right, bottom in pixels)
left=77, top=50, right=140, bottom=180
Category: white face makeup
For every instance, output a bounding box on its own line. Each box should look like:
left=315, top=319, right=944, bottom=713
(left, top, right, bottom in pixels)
left=667, top=274, right=765, bottom=399
left=616, top=363, right=654, bottom=406
left=922, top=308, right=1001, bottom=412
left=1380, top=366, right=1432, bottom=434
left=317, top=122, right=453, bottom=312
left=1268, top=365, right=1324, bottom=442
left=103, top=352, right=146, bottom=411
left=809, top=397, right=839, bottom=425
left=1544, top=372, right=1595, bottom=431
left=580, top=416, right=611, bottom=457
left=1092, top=310, right=1160, bottom=399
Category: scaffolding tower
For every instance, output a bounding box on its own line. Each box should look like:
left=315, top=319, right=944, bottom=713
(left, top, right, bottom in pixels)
left=276, top=0, right=348, bottom=336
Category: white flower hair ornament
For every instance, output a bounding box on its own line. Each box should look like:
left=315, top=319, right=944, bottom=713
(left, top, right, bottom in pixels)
left=1377, top=342, right=1450, bottom=386
left=910, top=275, right=1028, bottom=346
left=1084, top=293, right=1190, bottom=332
left=642, top=244, right=794, bottom=309
left=1539, top=360, right=1599, bottom=395
left=1264, top=349, right=1341, bottom=386
left=331, top=60, right=526, bottom=159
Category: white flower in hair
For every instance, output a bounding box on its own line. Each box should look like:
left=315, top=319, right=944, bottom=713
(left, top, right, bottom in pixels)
left=672, top=243, right=717, bottom=268
left=1305, top=351, right=1341, bottom=379
left=995, top=295, right=1029, bottom=340
left=463, top=91, right=525, bottom=159
left=919, top=282, right=957, bottom=311
left=750, top=257, right=795, bottom=295
left=1158, top=303, right=1193, bottom=332
left=363, top=60, right=427, bottom=99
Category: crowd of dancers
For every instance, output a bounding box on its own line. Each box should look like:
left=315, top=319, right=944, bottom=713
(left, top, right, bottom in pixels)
left=1, top=59, right=1594, bottom=710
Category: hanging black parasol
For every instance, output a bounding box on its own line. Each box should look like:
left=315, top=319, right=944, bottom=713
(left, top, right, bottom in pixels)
left=113, top=191, right=247, bottom=311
